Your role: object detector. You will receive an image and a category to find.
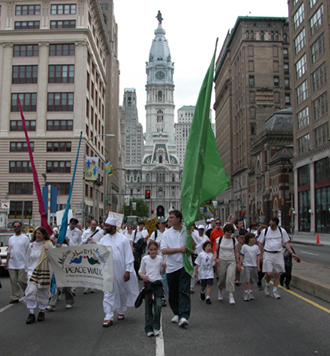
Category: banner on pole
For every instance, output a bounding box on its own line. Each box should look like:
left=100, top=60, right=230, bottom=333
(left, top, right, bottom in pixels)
left=124, top=196, right=130, bottom=207
left=86, top=157, right=99, bottom=181
left=48, top=245, right=113, bottom=292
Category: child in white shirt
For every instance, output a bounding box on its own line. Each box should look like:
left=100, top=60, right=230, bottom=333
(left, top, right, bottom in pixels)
left=194, top=241, right=215, bottom=304
left=139, top=241, right=166, bottom=337
left=239, top=233, right=261, bottom=301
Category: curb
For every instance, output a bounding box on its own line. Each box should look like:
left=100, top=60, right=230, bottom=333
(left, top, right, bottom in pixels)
left=290, top=241, right=325, bottom=247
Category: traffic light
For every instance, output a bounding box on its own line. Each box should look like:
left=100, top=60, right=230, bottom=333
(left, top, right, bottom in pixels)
left=145, top=190, right=151, bottom=199
left=281, top=198, right=284, bottom=206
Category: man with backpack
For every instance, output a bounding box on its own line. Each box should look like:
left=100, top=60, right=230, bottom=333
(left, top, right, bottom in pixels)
left=132, top=222, right=147, bottom=277
left=257, top=217, right=299, bottom=299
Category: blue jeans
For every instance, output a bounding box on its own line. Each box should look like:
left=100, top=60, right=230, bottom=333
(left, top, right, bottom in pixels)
left=161, top=273, right=168, bottom=300
left=166, top=267, right=191, bottom=320
left=144, top=292, right=162, bottom=333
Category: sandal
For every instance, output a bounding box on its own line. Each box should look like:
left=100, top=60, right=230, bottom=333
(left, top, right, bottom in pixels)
left=117, top=314, right=125, bottom=320
left=102, top=320, right=113, bottom=327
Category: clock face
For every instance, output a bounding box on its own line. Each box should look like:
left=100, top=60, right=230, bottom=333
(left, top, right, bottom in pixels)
left=156, top=71, right=165, bottom=79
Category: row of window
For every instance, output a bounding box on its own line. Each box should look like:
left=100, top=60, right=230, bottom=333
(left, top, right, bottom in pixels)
left=15, top=4, right=76, bottom=16
left=13, top=44, right=75, bottom=57
left=297, top=122, right=329, bottom=154
left=293, top=3, right=324, bottom=37
left=8, top=162, right=71, bottom=174
left=14, top=20, right=76, bottom=30
left=10, top=120, right=72, bottom=131
left=9, top=142, right=71, bottom=152
left=248, top=76, right=290, bottom=89
left=8, top=181, right=71, bottom=195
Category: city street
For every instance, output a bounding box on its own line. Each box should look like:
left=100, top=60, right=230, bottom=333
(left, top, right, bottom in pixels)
left=1, top=275, right=329, bottom=356
left=291, top=243, right=330, bottom=268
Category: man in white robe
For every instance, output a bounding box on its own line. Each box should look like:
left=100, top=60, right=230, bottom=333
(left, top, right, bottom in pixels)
left=99, top=217, right=139, bottom=327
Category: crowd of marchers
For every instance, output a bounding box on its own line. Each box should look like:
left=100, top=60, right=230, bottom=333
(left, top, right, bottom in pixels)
left=1, top=212, right=299, bottom=336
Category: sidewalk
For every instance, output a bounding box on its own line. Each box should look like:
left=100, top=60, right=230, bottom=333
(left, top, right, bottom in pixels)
left=291, top=233, right=330, bottom=246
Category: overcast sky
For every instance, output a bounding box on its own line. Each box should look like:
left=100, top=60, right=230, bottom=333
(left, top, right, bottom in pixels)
left=114, top=0, right=289, bottom=129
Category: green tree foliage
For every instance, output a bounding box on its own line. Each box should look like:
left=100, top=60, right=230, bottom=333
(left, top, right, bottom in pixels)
left=121, top=198, right=149, bottom=219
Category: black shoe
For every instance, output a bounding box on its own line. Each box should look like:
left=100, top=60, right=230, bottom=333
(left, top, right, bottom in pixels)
left=286, top=285, right=290, bottom=290
left=9, top=299, right=19, bottom=304
left=206, top=298, right=212, bottom=304
left=280, top=279, right=284, bottom=287
left=26, top=313, right=35, bottom=324
left=161, top=300, right=166, bottom=307
left=200, top=292, right=206, bottom=301
left=37, top=311, right=45, bottom=322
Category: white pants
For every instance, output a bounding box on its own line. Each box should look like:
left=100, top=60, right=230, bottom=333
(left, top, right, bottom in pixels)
left=23, top=282, right=49, bottom=311
left=103, top=291, right=127, bottom=321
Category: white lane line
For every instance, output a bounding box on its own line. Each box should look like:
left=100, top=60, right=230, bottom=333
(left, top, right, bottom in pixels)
left=300, top=251, right=319, bottom=256
left=0, top=304, right=13, bottom=314
left=155, top=314, right=165, bottom=356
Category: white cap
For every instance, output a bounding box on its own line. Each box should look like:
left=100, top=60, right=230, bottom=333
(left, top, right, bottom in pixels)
left=210, top=218, right=215, bottom=221
left=206, top=219, right=210, bottom=223
left=198, top=225, right=205, bottom=230
left=105, top=217, right=117, bottom=226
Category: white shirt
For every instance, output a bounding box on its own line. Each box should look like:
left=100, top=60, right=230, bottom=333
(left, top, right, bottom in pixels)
left=195, top=234, right=210, bottom=253
left=217, top=236, right=238, bottom=261
left=25, top=241, right=54, bottom=276
left=81, top=227, right=104, bottom=244
left=132, top=229, right=144, bottom=244
left=66, top=227, right=82, bottom=246
left=240, top=244, right=260, bottom=267
left=195, top=251, right=215, bottom=279
left=161, top=226, right=187, bottom=273
left=125, top=231, right=135, bottom=242
left=7, top=233, right=30, bottom=269
left=258, top=227, right=289, bottom=252
left=139, top=255, right=163, bottom=282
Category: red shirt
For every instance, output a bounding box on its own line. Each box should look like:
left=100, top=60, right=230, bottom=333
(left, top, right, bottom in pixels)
left=210, top=228, right=223, bottom=252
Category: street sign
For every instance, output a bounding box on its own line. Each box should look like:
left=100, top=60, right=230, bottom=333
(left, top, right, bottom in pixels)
left=105, top=197, right=111, bottom=201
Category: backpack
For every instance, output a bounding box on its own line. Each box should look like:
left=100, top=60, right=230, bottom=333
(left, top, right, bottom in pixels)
left=263, top=226, right=283, bottom=245
left=133, top=230, right=146, bottom=255
left=217, top=236, right=236, bottom=254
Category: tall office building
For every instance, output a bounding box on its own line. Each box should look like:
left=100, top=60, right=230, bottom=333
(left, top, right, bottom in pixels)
left=0, top=0, right=119, bottom=225
left=289, top=0, right=330, bottom=236
left=213, top=16, right=291, bottom=222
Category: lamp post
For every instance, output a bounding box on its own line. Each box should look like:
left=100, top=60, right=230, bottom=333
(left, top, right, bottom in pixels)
left=82, top=133, right=115, bottom=228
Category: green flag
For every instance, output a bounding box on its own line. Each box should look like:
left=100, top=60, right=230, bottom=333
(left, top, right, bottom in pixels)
left=181, top=39, right=230, bottom=275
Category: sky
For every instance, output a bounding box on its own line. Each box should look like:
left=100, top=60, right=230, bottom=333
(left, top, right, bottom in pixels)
left=114, top=0, right=289, bottom=129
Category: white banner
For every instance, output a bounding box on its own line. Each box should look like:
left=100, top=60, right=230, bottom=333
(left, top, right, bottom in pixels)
left=107, top=211, right=124, bottom=227
left=48, top=245, right=113, bottom=292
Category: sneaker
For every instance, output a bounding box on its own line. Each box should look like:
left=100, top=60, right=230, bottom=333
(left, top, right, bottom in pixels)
left=264, top=285, right=270, bottom=296
left=153, top=330, right=160, bottom=336
left=200, top=291, right=206, bottom=301
left=146, top=331, right=154, bottom=337
left=249, top=292, right=255, bottom=300
left=171, top=315, right=179, bottom=323
left=286, top=285, right=290, bottom=290
left=90, top=289, right=95, bottom=293
left=37, top=311, right=45, bottom=322
left=218, top=289, right=223, bottom=301
left=257, top=282, right=262, bottom=290
left=178, top=317, right=189, bottom=327
left=46, top=305, right=55, bottom=312
left=206, top=298, right=212, bottom=304
left=244, top=293, right=249, bottom=301
left=26, top=313, right=35, bottom=324
left=229, top=294, right=235, bottom=305
left=66, top=304, right=73, bottom=309
left=83, top=288, right=90, bottom=294
left=161, top=300, right=166, bottom=307
left=272, top=291, right=281, bottom=299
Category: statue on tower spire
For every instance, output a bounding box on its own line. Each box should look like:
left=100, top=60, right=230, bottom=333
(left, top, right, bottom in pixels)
left=156, top=10, right=163, bottom=24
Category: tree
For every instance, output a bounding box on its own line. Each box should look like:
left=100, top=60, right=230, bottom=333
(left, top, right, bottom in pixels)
left=121, top=198, right=149, bottom=219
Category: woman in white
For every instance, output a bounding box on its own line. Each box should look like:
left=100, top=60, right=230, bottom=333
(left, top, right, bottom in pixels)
left=213, top=224, right=240, bottom=305
left=23, top=226, right=53, bottom=324
left=125, top=225, right=135, bottom=250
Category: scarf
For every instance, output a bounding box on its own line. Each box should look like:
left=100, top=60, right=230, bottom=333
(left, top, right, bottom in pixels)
left=29, top=240, right=51, bottom=289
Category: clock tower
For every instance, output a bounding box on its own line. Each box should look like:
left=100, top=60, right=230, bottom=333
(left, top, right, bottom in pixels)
left=145, top=14, right=175, bottom=145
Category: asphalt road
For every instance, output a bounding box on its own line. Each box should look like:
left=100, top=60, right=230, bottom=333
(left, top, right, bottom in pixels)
left=1, top=276, right=330, bottom=356
left=291, top=243, right=330, bottom=268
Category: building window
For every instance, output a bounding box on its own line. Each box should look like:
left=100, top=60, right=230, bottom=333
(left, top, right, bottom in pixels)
left=10, top=142, right=34, bottom=152
left=10, top=120, right=35, bottom=131
left=312, top=62, right=326, bottom=92
left=49, top=44, right=75, bottom=56
left=11, top=93, right=37, bottom=112
left=50, top=20, right=76, bottom=29
left=274, top=76, right=279, bottom=87
left=313, top=92, right=328, bottom=120
left=9, top=161, right=32, bottom=173
left=47, top=142, right=71, bottom=152
left=293, top=3, right=304, bottom=30
left=249, top=76, right=255, bottom=87
left=311, top=33, right=325, bottom=63
left=158, top=91, right=162, bottom=101
left=296, top=80, right=308, bottom=105
left=157, top=110, right=163, bottom=122
left=297, top=107, right=309, bottom=130
left=294, top=28, right=306, bottom=55
left=48, top=65, right=74, bottom=83
left=284, top=63, right=289, bottom=74
left=12, top=66, right=38, bottom=84
left=315, top=186, right=330, bottom=233
left=315, top=157, right=329, bottom=183
left=9, top=182, right=33, bottom=194
left=14, top=21, right=40, bottom=30
left=13, top=44, right=39, bottom=57
left=314, top=123, right=329, bottom=148
left=310, top=5, right=323, bottom=36
left=260, top=31, right=264, bottom=41
left=297, top=134, right=310, bottom=154
left=50, top=4, right=76, bottom=14
left=298, top=165, right=310, bottom=187
left=46, top=161, right=71, bottom=173
left=8, top=201, right=32, bottom=219
left=298, top=190, right=310, bottom=232
left=250, top=124, right=256, bottom=135
left=15, top=5, right=40, bottom=15
left=47, top=120, right=73, bottom=131
left=47, top=93, right=73, bottom=111
left=285, top=78, right=290, bottom=89
left=295, top=54, right=307, bottom=79
left=283, top=48, right=289, bottom=59
left=309, top=0, right=317, bottom=8
left=285, top=93, right=291, bottom=105
left=283, top=33, right=288, bottom=43
left=48, top=182, right=70, bottom=195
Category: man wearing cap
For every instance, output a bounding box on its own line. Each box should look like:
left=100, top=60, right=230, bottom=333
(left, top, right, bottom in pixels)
left=206, top=218, right=216, bottom=238
left=100, top=217, right=139, bottom=327
left=195, top=225, right=210, bottom=253
left=66, top=218, right=83, bottom=246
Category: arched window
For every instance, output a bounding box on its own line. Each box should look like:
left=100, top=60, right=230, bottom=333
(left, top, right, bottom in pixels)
left=158, top=91, right=162, bottom=101
left=157, top=110, right=163, bottom=122
left=159, top=155, right=163, bottom=164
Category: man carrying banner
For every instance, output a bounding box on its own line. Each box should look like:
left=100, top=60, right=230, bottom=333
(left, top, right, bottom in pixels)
left=100, top=217, right=139, bottom=327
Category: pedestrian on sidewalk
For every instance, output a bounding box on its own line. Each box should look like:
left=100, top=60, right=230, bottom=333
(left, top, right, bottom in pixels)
left=280, top=240, right=296, bottom=290
left=256, top=225, right=267, bottom=290
left=139, top=241, right=166, bottom=337
left=258, top=217, right=299, bottom=299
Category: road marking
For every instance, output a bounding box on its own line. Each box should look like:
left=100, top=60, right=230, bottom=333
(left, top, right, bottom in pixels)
left=278, top=285, right=330, bottom=314
left=0, top=304, right=13, bottom=314
left=300, top=251, right=319, bottom=256
left=156, top=314, right=165, bottom=356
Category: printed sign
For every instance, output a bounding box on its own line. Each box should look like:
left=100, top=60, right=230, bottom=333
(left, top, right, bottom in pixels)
left=107, top=211, right=124, bottom=228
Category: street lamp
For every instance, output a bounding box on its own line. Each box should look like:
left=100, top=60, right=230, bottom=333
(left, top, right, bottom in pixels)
left=81, top=133, right=115, bottom=228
